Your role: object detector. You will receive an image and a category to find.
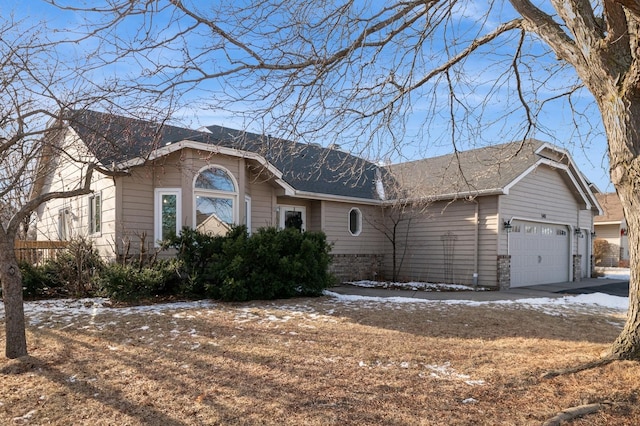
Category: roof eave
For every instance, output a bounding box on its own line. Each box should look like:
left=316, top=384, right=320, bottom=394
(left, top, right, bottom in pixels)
left=291, top=190, right=382, bottom=205
left=116, top=140, right=296, bottom=195
left=390, top=188, right=506, bottom=205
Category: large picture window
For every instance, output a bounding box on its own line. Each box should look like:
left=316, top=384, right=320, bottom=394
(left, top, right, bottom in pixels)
left=194, top=166, right=238, bottom=235
left=155, top=188, right=182, bottom=244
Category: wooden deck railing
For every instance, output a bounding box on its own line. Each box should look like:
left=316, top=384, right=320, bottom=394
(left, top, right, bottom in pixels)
left=14, top=240, right=69, bottom=265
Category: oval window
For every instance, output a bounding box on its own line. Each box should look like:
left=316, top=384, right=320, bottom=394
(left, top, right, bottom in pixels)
left=349, top=208, right=362, bottom=236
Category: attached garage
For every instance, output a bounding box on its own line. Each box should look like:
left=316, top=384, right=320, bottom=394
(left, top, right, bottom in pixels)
left=509, top=220, right=570, bottom=287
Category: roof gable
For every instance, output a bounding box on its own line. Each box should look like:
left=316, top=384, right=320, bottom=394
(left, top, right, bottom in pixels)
left=67, top=110, right=382, bottom=201
left=385, top=140, right=545, bottom=199
left=200, top=125, right=381, bottom=200
left=65, top=110, right=599, bottom=209
left=67, top=109, right=208, bottom=165
left=595, top=193, right=624, bottom=223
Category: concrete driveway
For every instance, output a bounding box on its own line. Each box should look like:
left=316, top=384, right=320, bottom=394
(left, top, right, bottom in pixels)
left=329, top=278, right=630, bottom=302
left=558, top=280, right=629, bottom=297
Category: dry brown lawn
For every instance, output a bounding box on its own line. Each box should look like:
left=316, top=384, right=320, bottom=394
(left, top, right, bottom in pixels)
left=1, top=295, right=639, bottom=425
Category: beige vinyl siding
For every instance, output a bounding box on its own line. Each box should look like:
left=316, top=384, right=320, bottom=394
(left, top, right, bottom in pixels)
left=499, top=165, right=581, bottom=254
left=35, top=130, right=117, bottom=258
left=322, top=201, right=384, bottom=255
left=120, top=174, right=155, bottom=230
left=118, top=168, right=155, bottom=255
left=247, top=178, right=276, bottom=231
left=83, top=174, right=117, bottom=257
left=578, top=209, right=594, bottom=231
left=594, top=223, right=623, bottom=266
left=116, top=150, right=247, bottom=254
left=477, top=196, right=499, bottom=285
left=309, top=200, right=322, bottom=232
left=385, top=199, right=480, bottom=285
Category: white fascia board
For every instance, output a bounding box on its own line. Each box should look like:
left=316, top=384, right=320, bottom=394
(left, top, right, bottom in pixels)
left=296, top=187, right=505, bottom=206
left=535, top=143, right=603, bottom=215
left=594, top=220, right=622, bottom=225
left=536, top=142, right=570, bottom=158
left=504, top=158, right=597, bottom=212
left=502, top=164, right=538, bottom=195
left=292, top=190, right=382, bottom=205
left=115, top=139, right=295, bottom=193
left=389, top=188, right=506, bottom=205
left=275, top=179, right=296, bottom=196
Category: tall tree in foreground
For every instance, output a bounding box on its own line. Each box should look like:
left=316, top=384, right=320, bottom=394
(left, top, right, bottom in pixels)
left=0, top=15, right=169, bottom=358
left=53, top=1, right=640, bottom=359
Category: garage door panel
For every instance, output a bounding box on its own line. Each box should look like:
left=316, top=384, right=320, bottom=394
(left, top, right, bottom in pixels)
left=510, top=221, right=569, bottom=287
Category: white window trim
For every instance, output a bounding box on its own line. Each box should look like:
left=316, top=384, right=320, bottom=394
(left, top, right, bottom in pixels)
left=348, top=207, right=362, bottom=236
left=245, top=195, right=252, bottom=234
left=154, top=188, right=182, bottom=246
left=278, top=205, right=306, bottom=231
left=88, top=192, right=102, bottom=235
left=193, top=165, right=239, bottom=226
left=58, top=208, right=71, bottom=241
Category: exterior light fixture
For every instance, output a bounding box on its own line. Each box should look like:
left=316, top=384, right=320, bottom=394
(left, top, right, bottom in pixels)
left=575, top=228, right=583, bottom=237
left=503, top=220, right=512, bottom=233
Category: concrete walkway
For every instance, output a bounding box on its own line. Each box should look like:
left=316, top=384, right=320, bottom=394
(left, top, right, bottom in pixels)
left=329, top=278, right=630, bottom=302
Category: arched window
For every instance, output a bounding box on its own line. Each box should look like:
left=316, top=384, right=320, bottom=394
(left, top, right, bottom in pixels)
left=194, top=166, right=237, bottom=235
left=348, top=207, right=362, bottom=236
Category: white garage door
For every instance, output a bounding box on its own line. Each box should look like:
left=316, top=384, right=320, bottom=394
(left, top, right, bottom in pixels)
left=509, top=221, right=570, bottom=287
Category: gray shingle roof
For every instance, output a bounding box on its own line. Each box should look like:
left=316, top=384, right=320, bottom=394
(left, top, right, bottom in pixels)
left=385, top=140, right=548, bottom=199
left=67, top=109, right=382, bottom=200
left=68, top=109, right=208, bottom=165
left=68, top=110, right=582, bottom=203
left=200, top=125, right=381, bottom=200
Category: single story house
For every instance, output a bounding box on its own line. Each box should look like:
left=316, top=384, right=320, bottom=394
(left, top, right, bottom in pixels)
left=32, top=110, right=601, bottom=289
left=593, top=192, right=629, bottom=267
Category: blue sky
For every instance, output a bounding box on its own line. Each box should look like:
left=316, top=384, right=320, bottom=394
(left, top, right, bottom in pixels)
left=5, top=0, right=613, bottom=192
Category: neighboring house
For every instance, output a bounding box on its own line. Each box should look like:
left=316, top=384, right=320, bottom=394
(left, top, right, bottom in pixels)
left=593, top=192, right=629, bottom=267
left=32, top=110, right=601, bottom=289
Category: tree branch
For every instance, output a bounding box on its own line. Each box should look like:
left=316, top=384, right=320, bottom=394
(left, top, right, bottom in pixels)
left=509, top=0, right=582, bottom=65
left=614, top=0, right=640, bottom=16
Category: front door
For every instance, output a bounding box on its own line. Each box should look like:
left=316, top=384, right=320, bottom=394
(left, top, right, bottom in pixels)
left=279, top=206, right=306, bottom=231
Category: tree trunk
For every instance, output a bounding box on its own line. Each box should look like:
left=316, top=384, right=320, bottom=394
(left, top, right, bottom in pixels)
left=598, top=92, right=640, bottom=359
left=0, top=238, right=28, bottom=358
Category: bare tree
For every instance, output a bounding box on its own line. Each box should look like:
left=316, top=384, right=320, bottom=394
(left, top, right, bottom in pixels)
left=365, top=200, right=414, bottom=283
left=46, top=1, right=640, bottom=360
left=0, top=14, right=174, bottom=358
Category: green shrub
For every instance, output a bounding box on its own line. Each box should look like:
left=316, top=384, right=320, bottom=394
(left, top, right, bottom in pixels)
left=47, top=237, right=104, bottom=297
left=165, top=225, right=333, bottom=301
left=19, top=261, right=66, bottom=299
left=97, top=259, right=182, bottom=302
left=163, top=227, right=225, bottom=295
left=17, top=237, right=104, bottom=298
left=204, top=226, right=334, bottom=301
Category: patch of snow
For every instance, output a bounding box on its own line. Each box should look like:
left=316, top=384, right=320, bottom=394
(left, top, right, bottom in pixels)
left=346, top=280, right=488, bottom=292
left=424, top=362, right=484, bottom=386
left=462, top=398, right=478, bottom=404
left=13, top=409, right=37, bottom=423
left=323, top=291, right=628, bottom=313
left=597, top=267, right=630, bottom=280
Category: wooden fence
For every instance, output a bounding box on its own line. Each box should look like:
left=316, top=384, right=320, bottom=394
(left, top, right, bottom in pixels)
left=14, top=240, right=69, bottom=265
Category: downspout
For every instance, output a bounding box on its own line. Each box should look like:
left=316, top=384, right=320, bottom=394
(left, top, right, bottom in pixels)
left=472, top=198, right=479, bottom=290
